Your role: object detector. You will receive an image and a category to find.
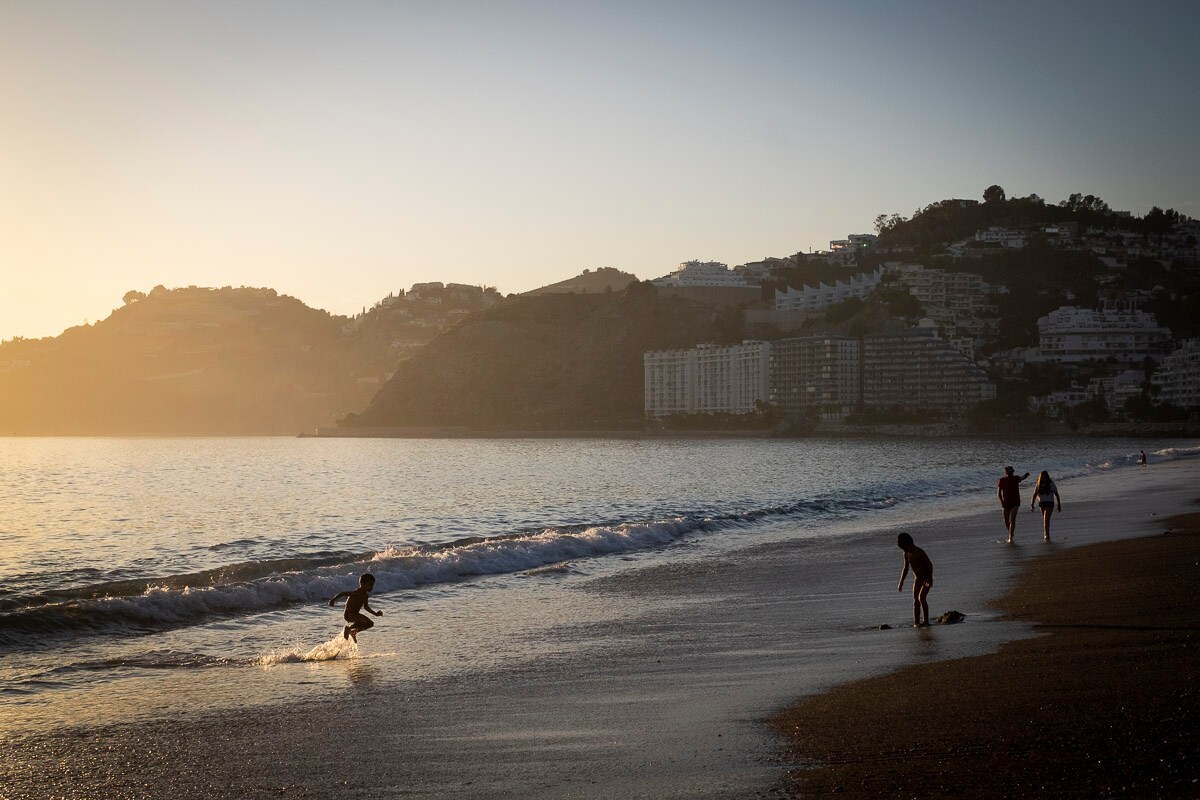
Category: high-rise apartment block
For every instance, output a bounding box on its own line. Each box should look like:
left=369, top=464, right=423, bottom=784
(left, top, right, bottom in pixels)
left=861, top=330, right=996, bottom=410
left=1158, top=338, right=1200, bottom=409
left=769, top=336, right=860, bottom=418
left=643, top=341, right=770, bottom=417
left=646, top=330, right=995, bottom=418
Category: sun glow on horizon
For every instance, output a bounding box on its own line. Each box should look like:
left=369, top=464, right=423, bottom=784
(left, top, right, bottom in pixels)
left=2, top=1, right=1198, bottom=341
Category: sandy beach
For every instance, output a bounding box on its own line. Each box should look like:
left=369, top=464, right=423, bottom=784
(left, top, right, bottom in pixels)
left=771, top=507, right=1200, bottom=798
left=2, top=451, right=1198, bottom=799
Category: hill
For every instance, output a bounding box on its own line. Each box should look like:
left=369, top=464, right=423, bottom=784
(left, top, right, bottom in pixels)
left=342, top=283, right=727, bottom=430
left=344, top=190, right=1200, bottom=433
left=523, top=267, right=638, bottom=296
left=869, top=189, right=1189, bottom=260
left=0, top=283, right=501, bottom=435
left=0, top=287, right=350, bottom=435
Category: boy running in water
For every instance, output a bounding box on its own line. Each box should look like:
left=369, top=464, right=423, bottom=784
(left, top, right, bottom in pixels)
left=329, top=573, right=382, bottom=642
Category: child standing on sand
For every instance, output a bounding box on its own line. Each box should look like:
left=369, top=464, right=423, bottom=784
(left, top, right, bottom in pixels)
left=329, top=573, right=382, bottom=642
left=896, top=533, right=933, bottom=627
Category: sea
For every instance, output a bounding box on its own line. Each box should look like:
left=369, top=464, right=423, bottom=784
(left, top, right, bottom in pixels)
left=1, top=436, right=1196, bottom=753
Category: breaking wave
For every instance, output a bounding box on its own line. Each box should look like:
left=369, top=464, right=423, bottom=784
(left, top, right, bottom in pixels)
left=3, top=442, right=1195, bottom=648
left=1089, top=443, right=1200, bottom=471
left=0, top=495, right=897, bottom=646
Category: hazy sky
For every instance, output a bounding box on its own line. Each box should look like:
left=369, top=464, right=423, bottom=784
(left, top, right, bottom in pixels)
left=3, top=1, right=1198, bottom=340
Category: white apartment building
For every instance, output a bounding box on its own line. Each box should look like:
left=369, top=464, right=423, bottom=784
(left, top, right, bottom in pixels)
left=1158, top=338, right=1200, bottom=409
left=644, top=341, right=770, bottom=417
left=643, top=349, right=691, bottom=416
left=1037, top=304, right=1171, bottom=363
left=652, top=261, right=750, bottom=288
left=889, top=264, right=996, bottom=316
left=774, top=268, right=884, bottom=312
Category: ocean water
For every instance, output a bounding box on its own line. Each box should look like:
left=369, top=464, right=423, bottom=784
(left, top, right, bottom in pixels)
left=0, top=435, right=1195, bottom=738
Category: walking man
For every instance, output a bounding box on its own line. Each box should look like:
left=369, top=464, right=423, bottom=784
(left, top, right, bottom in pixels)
left=997, top=465, right=1029, bottom=544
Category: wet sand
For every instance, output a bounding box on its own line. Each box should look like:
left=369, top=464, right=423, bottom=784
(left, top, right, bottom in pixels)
left=770, top=508, right=1200, bottom=798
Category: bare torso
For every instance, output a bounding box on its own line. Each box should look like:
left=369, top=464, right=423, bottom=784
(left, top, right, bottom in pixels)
left=908, top=546, right=933, bottom=586
left=344, top=587, right=369, bottom=617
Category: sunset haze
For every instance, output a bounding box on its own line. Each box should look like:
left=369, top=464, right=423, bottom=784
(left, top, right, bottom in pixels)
left=3, top=0, right=1198, bottom=340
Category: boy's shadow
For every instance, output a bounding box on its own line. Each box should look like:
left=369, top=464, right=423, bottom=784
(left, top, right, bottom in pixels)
left=911, top=624, right=937, bottom=656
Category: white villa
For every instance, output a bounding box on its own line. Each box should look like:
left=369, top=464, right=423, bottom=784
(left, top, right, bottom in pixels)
left=652, top=261, right=750, bottom=288
left=974, top=227, right=1026, bottom=248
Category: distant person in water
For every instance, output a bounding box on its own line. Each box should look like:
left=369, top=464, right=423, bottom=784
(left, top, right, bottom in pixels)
left=329, top=573, right=382, bottom=643
left=1139, top=449, right=1148, bottom=466
left=1030, top=471, right=1062, bottom=542
left=997, top=466, right=1030, bottom=543
left=896, top=532, right=933, bottom=627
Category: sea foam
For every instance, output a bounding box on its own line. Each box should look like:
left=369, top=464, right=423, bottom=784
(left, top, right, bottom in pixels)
left=258, top=635, right=357, bottom=665
left=5, top=443, right=1196, bottom=646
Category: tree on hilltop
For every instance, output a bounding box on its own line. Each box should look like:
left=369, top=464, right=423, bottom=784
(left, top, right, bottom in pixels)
left=1059, top=193, right=1109, bottom=214
left=873, top=212, right=907, bottom=235
left=1143, top=206, right=1181, bottom=235
left=122, top=290, right=146, bottom=305
left=983, top=184, right=1007, bottom=204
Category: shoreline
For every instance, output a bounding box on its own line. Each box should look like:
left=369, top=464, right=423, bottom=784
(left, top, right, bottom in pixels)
left=3, top=450, right=1199, bottom=799
left=3, top=428, right=1196, bottom=440
left=305, top=427, right=1200, bottom=440
left=769, top=507, right=1200, bottom=798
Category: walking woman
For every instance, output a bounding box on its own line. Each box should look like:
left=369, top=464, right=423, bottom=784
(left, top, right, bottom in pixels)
left=1030, top=471, right=1061, bottom=542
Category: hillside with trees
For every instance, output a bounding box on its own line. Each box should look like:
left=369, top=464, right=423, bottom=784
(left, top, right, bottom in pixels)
left=869, top=188, right=1190, bottom=261
left=861, top=187, right=1200, bottom=352
left=523, top=267, right=638, bottom=296
left=0, top=287, right=350, bottom=434
left=343, top=283, right=727, bottom=430
left=0, top=283, right=500, bottom=435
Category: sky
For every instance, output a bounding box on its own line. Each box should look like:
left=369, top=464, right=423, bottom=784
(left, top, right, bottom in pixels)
left=2, top=0, right=1199, bottom=340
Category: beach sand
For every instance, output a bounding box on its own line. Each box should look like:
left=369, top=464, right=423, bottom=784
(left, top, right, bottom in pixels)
left=770, top=508, right=1200, bottom=798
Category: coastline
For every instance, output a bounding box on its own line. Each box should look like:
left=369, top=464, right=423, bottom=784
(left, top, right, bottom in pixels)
left=4, top=427, right=1196, bottom=440
left=769, top=507, right=1200, bottom=798
left=3, top=448, right=1198, bottom=799
left=305, top=426, right=1200, bottom=440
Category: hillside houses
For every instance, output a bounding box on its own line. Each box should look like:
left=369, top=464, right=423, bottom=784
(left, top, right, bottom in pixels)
left=640, top=197, right=1200, bottom=426
left=774, top=268, right=884, bottom=312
